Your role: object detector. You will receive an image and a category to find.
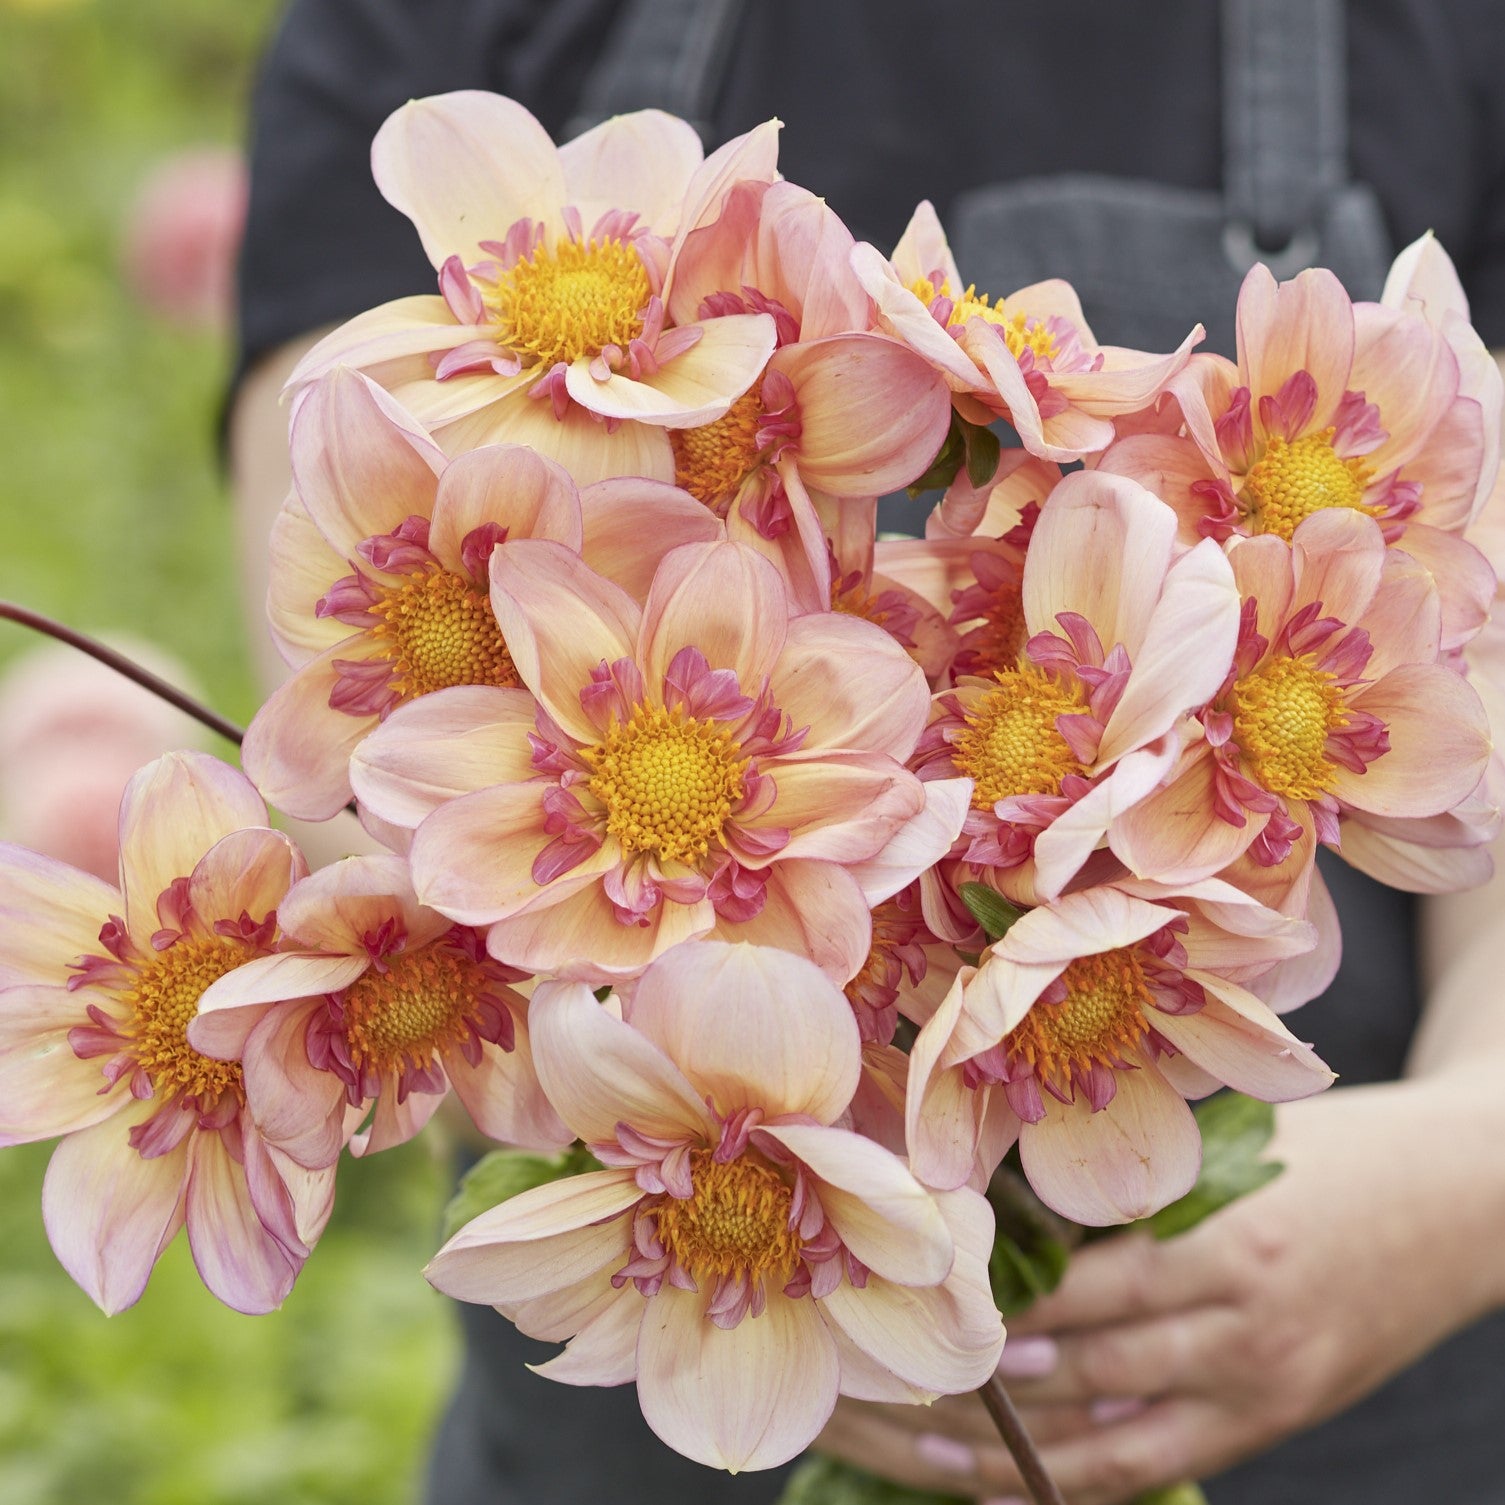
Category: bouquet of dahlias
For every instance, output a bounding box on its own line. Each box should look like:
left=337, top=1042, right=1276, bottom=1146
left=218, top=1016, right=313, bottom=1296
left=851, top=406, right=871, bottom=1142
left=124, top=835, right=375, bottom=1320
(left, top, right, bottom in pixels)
left=2, top=92, right=1501, bottom=1503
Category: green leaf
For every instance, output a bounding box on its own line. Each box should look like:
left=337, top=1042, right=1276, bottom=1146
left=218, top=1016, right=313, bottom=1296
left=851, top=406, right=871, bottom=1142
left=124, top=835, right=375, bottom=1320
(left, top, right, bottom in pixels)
left=988, top=1230, right=1070, bottom=1317
left=906, top=416, right=966, bottom=497
left=777, top=1456, right=967, bottom=1505
left=984, top=1167, right=1075, bottom=1317
left=440, top=1144, right=600, bottom=1243
left=963, top=420, right=1002, bottom=490
left=1143, top=1093, right=1283, bottom=1240
left=959, top=882, right=1023, bottom=942
left=1132, top=1483, right=1210, bottom=1505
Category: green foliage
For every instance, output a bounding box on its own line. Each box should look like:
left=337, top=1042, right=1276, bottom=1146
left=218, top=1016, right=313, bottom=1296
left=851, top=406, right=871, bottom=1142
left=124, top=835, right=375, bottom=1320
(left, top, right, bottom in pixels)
left=1142, top=1093, right=1283, bottom=1240
left=1132, top=1485, right=1211, bottom=1505
left=0, top=1138, right=454, bottom=1505
left=988, top=1228, right=1070, bottom=1318
left=905, top=413, right=1003, bottom=498
left=441, top=1143, right=601, bottom=1242
left=984, top=1166, right=1072, bottom=1316
left=958, top=881, right=1023, bottom=942
left=778, top=1455, right=967, bottom=1505
left=906, top=415, right=967, bottom=497
left=0, top=0, right=283, bottom=720
left=963, top=420, right=1001, bottom=490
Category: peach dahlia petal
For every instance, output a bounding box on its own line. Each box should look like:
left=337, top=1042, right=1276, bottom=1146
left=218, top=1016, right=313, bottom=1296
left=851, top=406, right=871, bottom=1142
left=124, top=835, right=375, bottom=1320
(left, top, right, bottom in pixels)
left=626, top=942, right=861, bottom=1125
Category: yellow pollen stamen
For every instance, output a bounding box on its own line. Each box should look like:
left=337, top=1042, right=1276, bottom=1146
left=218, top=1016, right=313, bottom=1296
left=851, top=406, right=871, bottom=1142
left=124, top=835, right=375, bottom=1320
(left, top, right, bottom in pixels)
left=370, top=568, right=517, bottom=701
left=1006, top=948, right=1152, bottom=1094
left=582, top=704, right=748, bottom=867
left=124, top=936, right=250, bottom=1102
left=488, top=236, right=651, bottom=367
left=910, top=275, right=1058, bottom=362
left=654, top=1149, right=801, bottom=1286
left=670, top=385, right=765, bottom=512
left=831, top=577, right=891, bottom=630
left=1229, top=653, right=1350, bottom=799
left=951, top=667, right=1088, bottom=810
left=341, top=946, right=489, bottom=1076
left=1240, top=428, right=1379, bottom=542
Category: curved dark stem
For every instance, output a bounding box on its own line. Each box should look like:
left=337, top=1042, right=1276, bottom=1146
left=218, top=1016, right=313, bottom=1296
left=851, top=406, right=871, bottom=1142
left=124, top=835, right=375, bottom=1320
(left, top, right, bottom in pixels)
left=978, top=1373, right=1068, bottom=1505
left=0, top=601, right=245, bottom=747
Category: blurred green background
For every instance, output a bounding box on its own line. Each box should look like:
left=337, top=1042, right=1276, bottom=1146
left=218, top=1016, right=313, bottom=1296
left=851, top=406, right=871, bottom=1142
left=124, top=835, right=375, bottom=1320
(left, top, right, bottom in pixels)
left=0, top=1, right=457, bottom=1500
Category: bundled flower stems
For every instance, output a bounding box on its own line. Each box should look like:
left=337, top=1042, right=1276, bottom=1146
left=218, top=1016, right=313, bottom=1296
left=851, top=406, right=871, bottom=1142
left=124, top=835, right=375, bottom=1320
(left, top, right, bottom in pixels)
left=2, top=93, right=1502, bottom=1501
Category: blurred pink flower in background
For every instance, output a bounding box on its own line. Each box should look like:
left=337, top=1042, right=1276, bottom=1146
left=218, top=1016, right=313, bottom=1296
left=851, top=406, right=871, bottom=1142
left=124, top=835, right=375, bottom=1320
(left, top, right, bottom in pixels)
left=0, top=639, right=208, bottom=882
left=121, top=146, right=246, bottom=332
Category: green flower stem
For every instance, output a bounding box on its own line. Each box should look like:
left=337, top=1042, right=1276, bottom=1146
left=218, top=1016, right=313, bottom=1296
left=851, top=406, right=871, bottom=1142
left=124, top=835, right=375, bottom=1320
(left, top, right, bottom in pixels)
left=977, top=1373, right=1068, bottom=1505
left=0, top=600, right=246, bottom=747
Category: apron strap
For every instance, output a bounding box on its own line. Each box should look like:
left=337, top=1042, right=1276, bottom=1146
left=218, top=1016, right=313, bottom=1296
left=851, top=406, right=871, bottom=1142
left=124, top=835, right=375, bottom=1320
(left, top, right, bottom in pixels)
left=563, top=0, right=746, bottom=141
left=1221, top=0, right=1349, bottom=275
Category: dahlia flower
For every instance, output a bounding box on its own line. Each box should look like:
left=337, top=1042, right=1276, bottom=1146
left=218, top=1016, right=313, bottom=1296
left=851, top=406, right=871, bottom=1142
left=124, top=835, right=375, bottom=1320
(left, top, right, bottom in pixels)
left=852, top=200, right=1200, bottom=461
left=426, top=941, right=1004, bottom=1471
left=0, top=752, right=328, bottom=1313
left=664, top=179, right=951, bottom=607
left=188, top=853, right=569, bottom=1167
left=907, top=879, right=1332, bottom=1224
left=876, top=450, right=1061, bottom=686
left=910, top=470, right=1240, bottom=903
left=352, top=538, right=968, bottom=981
left=1111, top=509, right=1493, bottom=891
left=245, top=367, right=721, bottom=819
left=287, top=92, right=782, bottom=483
left=1102, top=246, right=1500, bottom=649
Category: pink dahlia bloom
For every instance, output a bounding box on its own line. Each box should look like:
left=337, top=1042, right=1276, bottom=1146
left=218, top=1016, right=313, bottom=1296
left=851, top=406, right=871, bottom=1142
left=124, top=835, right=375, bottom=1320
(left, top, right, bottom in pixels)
left=0, top=752, right=329, bottom=1313
left=351, top=538, right=968, bottom=982
left=907, top=879, right=1332, bottom=1224
left=1101, top=248, right=1501, bottom=650
left=910, top=470, right=1240, bottom=904
left=852, top=201, right=1201, bottom=462
left=664, top=180, right=952, bottom=607
left=1112, top=509, right=1494, bottom=893
left=188, top=853, right=569, bottom=1168
left=245, top=367, right=721, bottom=820
left=426, top=941, right=1004, bottom=1472
left=823, top=498, right=959, bottom=682
left=876, top=451, right=1062, bottom=686
left=287, top=92, right=782, bottom=484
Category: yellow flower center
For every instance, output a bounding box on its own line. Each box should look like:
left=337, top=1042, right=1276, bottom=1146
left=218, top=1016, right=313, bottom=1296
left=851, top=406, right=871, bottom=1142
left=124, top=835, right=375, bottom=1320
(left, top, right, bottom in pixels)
left=654, top=1149, right=801, bottom=1287
left=370, top=568, right=518, bottom=701
left=1007, top=949, right=1152, bottom=1094
left=582, top=704, right=748, bottom=866
left=124, top=936, right=250, bottom=1102
left=487, top=236, right=651, bottom=367
left=669, top=385, right=765, bottom=511
left=1229, top=653, right=1349, bottom=800
left=844, top=896, right=913, bottom=1006
left=911, top=276, right=1059, bottom=362
left=341, top=945, right=490, bottom=1076
left=1240, top=428, right=1379, bottom=542
left=951, top=668, right=1089, bottom=810
left=831, top=577, right=891, bottom=630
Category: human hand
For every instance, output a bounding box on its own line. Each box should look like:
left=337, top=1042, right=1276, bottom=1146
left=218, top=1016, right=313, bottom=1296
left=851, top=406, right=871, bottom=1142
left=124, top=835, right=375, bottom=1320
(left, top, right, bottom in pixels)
left=816, top=1079, right=1505, bottom=1502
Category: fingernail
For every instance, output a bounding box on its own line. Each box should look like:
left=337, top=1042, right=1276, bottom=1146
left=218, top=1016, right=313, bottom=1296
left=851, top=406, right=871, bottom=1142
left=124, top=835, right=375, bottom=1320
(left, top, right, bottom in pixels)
left=1090, top=1396, right=1147, bottom=1425
left=914, top=1432, right=976, bottom=1474
left=995, top=1333, right=1058, bottom=1378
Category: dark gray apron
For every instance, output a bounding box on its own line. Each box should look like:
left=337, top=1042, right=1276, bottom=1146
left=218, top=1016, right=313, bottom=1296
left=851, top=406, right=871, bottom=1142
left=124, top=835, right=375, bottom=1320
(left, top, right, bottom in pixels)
left=428, top=5, right=1505, bottom=1503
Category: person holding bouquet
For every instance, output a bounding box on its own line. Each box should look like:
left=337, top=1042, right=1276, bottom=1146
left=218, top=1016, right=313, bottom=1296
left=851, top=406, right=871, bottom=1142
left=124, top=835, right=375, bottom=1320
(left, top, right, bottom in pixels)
left=221, top=2, right=1505, bottom=1502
